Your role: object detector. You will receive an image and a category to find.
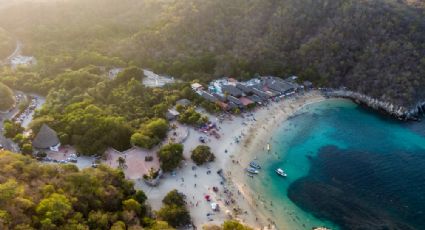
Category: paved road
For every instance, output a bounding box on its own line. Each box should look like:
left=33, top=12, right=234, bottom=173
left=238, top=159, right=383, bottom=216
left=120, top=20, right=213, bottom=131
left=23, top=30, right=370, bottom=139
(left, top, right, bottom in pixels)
left=0, top=40, right=24, bottom=152
left=0, top=92, right=24, bottom=152
left=0, top=109, right=20, bottom=152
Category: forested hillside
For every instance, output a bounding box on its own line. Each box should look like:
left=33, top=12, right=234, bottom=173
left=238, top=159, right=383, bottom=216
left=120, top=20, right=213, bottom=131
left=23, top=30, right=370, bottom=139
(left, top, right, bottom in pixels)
left=0, top=150, right=174, bottom=229
left=0, top=0, right=424, bottom=106
left=122, top=0, right=425, bottom=107
left=0, top=82, right=14, bottom=111
left=0, top=27, right=14, bottom=59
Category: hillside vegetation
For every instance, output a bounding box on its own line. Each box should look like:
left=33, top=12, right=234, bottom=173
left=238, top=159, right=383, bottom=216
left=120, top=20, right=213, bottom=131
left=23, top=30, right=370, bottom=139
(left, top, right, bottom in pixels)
left=0, top=0, right=423, bottom=155
left=0, top=150, right=174, bottom=229
left=0, top=0, right=423, bottom=107
left=0, top=82, right=14, bottom=111
left=125, top=0, right=425, bottom=107
left=0, top=27, right=14, bottom=60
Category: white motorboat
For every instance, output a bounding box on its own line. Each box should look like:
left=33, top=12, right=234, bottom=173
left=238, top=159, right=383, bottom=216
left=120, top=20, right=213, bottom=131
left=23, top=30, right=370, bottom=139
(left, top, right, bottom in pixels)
left=275, top=168, right=287, bottom=177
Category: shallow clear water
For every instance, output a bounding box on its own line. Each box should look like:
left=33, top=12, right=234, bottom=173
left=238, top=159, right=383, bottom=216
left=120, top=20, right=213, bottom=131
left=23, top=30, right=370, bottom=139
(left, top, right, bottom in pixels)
left=248, top=99, right=425, bottom=230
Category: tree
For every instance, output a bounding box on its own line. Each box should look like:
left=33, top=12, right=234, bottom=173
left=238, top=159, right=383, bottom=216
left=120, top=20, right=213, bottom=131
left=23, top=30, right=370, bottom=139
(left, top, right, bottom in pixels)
left=133, top=190, right=147, bottom=205
left=156, top=204, right=191, bottom=228
left=143, top=167, right=160, bottom=181
left=131, top=119, right=169, bottom=149
left=149, top=221, right=174, bottom=230
left=0, top=151, right=161, bottom=229
left=36, top=193, right=72, bottom=226
left=21, top=143, right=33, bottom=155
left=145, top=118, right=169, bottom=139
left=157, top=143, right=184, bottom=172
left=0, top=83, right=14, bottom=111
left=178, top=107, right=208, bottom=126
left=87, top=211, right=109, bottom=230
left=191, top=145, right=215, bottom=165
left=114, top=67, right=144, bottom=85
left=117, top=157, right=127, bottom=170
left=131, top=133, right=155, bottom=149
left=0, top=179, right=19, bottom=206
left=222, top=220, right=253, bottom=230
left=3, top=120, right=23, bottom=139
left=156, top=189, right=190, bottom=228
left=123, top=199, right=142, bottom=214
left=162, top=190, right=186, bottom=207
left=110, top=221, right=126, bottom=230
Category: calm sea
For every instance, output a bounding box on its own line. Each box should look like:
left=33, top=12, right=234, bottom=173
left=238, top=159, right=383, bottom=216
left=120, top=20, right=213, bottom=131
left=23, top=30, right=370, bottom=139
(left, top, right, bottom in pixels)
left=248, top=99, right=425, bottom=230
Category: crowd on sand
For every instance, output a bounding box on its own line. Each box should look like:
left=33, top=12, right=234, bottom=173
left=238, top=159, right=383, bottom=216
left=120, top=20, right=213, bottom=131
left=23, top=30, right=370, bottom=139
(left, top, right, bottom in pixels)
left=134, top=90, right=325, bottom=229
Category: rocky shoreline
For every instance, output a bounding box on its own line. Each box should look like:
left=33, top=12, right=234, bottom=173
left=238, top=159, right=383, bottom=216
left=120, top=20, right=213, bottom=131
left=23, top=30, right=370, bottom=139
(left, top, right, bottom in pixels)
left=322, top=89, right=424, bottom=121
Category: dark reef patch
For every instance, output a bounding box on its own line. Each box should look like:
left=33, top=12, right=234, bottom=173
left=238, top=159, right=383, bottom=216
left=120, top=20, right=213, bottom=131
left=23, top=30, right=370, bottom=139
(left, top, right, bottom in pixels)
left=288, top=145, right=425, bottom=230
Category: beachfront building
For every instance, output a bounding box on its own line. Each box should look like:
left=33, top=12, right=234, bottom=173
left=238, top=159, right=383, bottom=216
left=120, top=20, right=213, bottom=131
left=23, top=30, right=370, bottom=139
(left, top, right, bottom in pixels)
left=303, top=81, right=313, bottom=90
left=262, top=76, right=299, bottom=96
left=32, top=124, right=61, bottom=151
left=195, top=76, right=303, bottom=111
left=191, top=83, right=204, bottom=93
left=221, top=85, right=244, bottom=97
left=201, top=91, right=218, bottom=103
left=236, top=82, right=269, bottom=103
left=227, top=96, right=244, bottom=108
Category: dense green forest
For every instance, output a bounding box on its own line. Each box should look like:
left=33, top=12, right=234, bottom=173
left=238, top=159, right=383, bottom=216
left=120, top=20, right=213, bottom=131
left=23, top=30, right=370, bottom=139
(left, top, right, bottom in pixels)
left=0, top=0, right=424, bottom=154
left=0, top=150, right=175, bottom=229
left=123, top=0, right=425, bottom=106
left=0, top=150, right=254, bottom=229
left=29, top=67, right=197, bottom=154
left=0, top=82, right=14, bottom=111
left=0, top=0, right=423, bottom=106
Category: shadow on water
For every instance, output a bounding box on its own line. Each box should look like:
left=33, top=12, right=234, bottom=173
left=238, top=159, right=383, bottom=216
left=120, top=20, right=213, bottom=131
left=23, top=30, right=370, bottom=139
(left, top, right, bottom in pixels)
left=288, top=145, right=425, bottom=230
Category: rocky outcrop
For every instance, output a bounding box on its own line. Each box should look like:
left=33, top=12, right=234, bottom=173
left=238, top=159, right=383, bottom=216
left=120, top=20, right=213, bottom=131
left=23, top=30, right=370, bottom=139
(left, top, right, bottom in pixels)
left=323, top=89, right=424, bottom=121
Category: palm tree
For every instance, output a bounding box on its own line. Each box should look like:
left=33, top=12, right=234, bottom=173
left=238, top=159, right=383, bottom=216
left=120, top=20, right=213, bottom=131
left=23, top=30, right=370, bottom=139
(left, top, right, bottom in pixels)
left=117, top=156, right=126, bottom=170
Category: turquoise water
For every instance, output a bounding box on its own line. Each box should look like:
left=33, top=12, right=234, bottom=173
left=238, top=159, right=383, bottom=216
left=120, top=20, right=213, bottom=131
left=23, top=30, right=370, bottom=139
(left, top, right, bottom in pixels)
left=248, top=99, right=425, bottom=230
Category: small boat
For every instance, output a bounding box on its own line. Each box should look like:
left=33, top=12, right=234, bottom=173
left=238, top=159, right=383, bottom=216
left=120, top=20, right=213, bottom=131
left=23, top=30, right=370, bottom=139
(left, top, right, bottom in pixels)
left=267, top=143, right=271, bottom=151
left=275, top=168, right=287, bottom=177
left=249, top=161, right=261, bottom=169
left=246, top=167, right=259, bottom=174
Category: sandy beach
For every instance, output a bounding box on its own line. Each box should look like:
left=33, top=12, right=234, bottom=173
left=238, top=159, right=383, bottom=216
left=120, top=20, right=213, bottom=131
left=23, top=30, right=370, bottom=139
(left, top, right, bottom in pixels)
left=227, top=91, right=326, bottom=229
left=132, top=90, right=326, bottom=229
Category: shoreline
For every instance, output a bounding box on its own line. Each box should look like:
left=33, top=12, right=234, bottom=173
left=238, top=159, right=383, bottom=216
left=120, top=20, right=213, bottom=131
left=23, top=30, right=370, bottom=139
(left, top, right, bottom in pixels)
left=131, top=90, right=326, bottom=229
left=323, top=89, right=424, bottom=121
left=227, top=91, right=326, bottom=229
left=37, top=90, right=328, bottom=229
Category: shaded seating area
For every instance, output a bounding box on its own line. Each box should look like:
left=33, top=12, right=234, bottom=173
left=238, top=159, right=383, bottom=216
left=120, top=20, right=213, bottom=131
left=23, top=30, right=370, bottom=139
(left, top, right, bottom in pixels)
left=32, top=124, right=60, bottom=151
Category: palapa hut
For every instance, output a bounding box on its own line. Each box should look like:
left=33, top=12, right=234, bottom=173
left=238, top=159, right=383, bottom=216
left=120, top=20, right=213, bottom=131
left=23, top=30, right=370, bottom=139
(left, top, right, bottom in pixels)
left=32, top=124, right=60, bottom=151
left=176, top=98, right=191, bottom=107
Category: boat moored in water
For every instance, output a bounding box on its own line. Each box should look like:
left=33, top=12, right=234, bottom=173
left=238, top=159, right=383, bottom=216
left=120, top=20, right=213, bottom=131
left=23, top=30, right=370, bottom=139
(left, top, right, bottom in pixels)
left=275, top=168, right=287, bottom=177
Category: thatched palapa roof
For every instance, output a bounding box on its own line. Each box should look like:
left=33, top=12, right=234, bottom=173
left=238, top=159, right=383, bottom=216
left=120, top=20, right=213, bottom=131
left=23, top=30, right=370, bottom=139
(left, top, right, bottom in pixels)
left=33, top=124, right=60, bottom=149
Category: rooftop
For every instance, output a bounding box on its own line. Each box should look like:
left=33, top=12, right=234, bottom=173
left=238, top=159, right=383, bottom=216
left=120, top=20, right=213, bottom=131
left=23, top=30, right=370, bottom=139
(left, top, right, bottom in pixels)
left=33, top=124, right=60, bottom=149
left=176, top=98, right=191, bottom=107
left=221, top=85, right=244, bottom=97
